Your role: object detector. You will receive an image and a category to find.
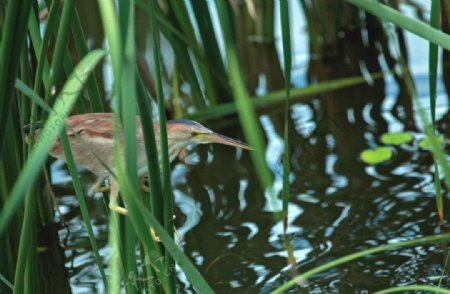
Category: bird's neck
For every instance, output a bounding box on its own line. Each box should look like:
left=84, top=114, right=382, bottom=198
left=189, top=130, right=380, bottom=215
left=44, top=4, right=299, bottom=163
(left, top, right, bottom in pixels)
left=168, top=141, right=190, bottom=162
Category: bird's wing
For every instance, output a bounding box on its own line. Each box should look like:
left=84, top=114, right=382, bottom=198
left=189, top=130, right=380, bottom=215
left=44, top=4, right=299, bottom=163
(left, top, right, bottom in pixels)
left=65, top=113, right=116, bottom=140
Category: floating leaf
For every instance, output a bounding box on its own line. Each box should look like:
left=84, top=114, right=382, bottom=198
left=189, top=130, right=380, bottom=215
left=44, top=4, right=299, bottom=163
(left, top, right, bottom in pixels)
left=381, top=132, right=413, bottom=145
left=418, top=135, right=445, bottom=149
left=360, top=147, right=393, bottom=164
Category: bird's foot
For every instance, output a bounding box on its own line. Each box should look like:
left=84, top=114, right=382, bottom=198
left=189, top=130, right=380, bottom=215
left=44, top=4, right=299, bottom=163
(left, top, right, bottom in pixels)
left=109, top=203, right=128, bottom=215
left=150, top=228, right=161, bottom=242
left=93, top=185, right=111, bottom=193
left=149, top=215, right=180, bottom=242
left=91, top=176, right=110, bottom=193
left=140, top=178, right=150, bottom=192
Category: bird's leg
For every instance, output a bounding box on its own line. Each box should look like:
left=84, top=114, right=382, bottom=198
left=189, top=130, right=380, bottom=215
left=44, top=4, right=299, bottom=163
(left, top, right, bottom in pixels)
left=174, top=222, right=181, bottom=241
left=91, top=175, right=110, bottom=193
left=150, top=228, right=160, bottom=242
left=149, top=215, right=180, bottom=243
left=140, top=177, right=150, bottom=192
left=107, top=177, right=164, bottom=242
left=109, top=178, right=128, bottom=215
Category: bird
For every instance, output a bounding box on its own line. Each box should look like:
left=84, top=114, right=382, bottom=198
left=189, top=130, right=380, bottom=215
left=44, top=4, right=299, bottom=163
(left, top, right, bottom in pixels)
left=23, top=113, right=252, bottom=215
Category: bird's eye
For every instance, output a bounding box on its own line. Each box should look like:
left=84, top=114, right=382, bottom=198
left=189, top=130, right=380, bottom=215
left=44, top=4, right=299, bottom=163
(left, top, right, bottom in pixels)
left=191, top=131, right=198, bottom=137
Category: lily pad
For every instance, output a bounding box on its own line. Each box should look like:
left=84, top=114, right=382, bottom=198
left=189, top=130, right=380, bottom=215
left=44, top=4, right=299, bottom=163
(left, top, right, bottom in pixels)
left=381, top=132, right=413, bottom=145
left=418, top=135, right=445, bottom=149
left=360, top=147, right=393, bottom=164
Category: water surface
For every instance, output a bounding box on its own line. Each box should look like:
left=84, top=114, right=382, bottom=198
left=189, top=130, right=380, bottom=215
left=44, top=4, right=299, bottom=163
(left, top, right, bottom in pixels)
left=52, top=4, right=450, bottom=293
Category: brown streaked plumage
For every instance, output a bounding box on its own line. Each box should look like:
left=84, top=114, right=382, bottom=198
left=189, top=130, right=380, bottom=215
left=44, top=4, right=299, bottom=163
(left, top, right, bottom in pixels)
left=24, top=113, right=251, bottom=215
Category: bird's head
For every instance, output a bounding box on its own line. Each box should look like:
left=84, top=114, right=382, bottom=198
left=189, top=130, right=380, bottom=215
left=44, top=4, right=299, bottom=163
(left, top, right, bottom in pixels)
left=166, top=119, right=252, bottom=150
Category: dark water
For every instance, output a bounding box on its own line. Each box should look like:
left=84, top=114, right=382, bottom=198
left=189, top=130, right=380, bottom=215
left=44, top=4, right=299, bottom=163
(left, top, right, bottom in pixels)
left=49, top=6, right=450, bottom=294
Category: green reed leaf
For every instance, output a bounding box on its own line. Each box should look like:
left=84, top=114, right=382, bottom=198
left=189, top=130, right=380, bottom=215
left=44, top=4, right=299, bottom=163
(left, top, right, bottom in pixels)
left=347, top=0, right=450, bottom=50
left=272, top=233, right=450, bottom=293
left=375, top=285, right=450, bottom=294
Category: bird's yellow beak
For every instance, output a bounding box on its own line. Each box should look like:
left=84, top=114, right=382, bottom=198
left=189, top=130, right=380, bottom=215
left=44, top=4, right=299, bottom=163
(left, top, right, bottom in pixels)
left=197, top=132, right=253, bottom=150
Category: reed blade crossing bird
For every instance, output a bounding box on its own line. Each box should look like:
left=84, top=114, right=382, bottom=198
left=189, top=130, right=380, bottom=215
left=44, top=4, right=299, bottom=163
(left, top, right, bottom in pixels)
left=24, top=113, right=251, bottom=215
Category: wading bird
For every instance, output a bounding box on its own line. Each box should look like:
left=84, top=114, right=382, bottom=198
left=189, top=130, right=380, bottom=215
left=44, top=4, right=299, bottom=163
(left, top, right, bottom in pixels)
left=24, top=113, right=251, bottom=215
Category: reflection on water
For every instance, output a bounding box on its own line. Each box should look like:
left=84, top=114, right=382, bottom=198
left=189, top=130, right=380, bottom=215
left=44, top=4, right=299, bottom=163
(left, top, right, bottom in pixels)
left=48, top=3, right=450, bottom=293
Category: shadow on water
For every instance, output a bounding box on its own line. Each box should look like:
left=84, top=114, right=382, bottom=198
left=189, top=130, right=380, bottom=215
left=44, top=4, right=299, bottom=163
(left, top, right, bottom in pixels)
left=43, top=2, right=450, bottom=293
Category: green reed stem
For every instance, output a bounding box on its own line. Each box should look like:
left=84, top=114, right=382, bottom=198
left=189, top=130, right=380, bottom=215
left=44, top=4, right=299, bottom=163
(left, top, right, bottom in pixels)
left=187, top=72, right=385, bottom=121
left=30, top=1, right=58, bottom=134
left=135, top=76, right=162, bottom=291
left=60, top=130, right=108, bottom=288
left=71, top=9, right=104, bottom=112
left=429, top=0, right=444, bottom=223
left=191, top=1, right=231, bottom=103
left=0, top=0, right=32, bottom=155
left=121, top=2, right=140, bottom=292
left=429, top=0, right=440, bottom=126
left=280, top=0, right=291, bottom=232
left=116, top=173, right=214, bottom=293
left=215, top=0, right=275, bottom=200
left=168, top=0, right=217, bottom=104
left=279, top=0, right=298, bottom=277
left=146, top=1, right=207, bottom=110
left=15, top=45, right=38, bottom=292
left=27, top=5, right=50, bottom=91
left=19, top=35, right=31, bottom=133
left=108, top=213, right=121, bottom=294
left=13, top=188, right=37, bottom=294
left=114, top=159, right=169, bottom=292
left=42, top=0, right=75, bottom=112
left=149, top=0, right=175, bottom=291
left=0, top=273, right=13, bottom=291
left=97, top=0, right=123, bottom=111
left=136, top=78, right=163, bottom=217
